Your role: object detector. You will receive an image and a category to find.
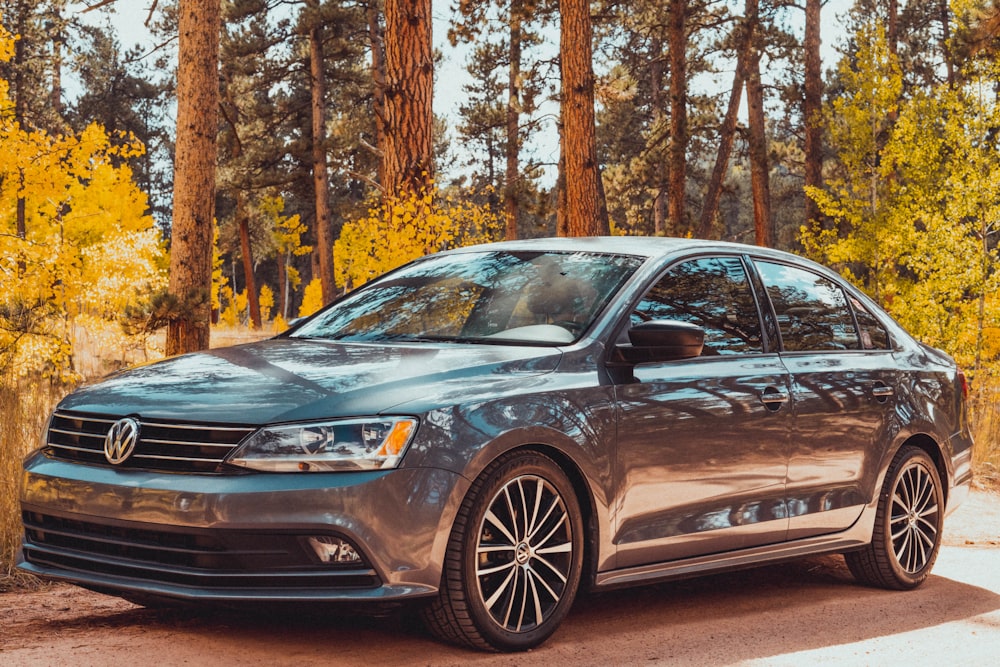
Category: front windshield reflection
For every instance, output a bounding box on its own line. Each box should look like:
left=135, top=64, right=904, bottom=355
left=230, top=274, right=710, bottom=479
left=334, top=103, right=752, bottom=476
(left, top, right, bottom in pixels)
left=292, top=250, right=643, bottom=345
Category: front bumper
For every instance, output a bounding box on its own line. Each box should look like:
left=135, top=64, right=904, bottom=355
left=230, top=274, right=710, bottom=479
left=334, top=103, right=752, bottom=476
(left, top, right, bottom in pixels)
left=18, top=451, right=469, bottom=603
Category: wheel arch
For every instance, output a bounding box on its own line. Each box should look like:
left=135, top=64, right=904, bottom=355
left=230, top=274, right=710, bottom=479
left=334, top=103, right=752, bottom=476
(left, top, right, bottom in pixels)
left=516, top=443, right=600, bottom=590
left=897, top=433, right=950, bottom=506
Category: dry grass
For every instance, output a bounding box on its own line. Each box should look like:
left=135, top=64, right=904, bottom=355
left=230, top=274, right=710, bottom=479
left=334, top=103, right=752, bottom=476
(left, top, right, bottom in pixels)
left=0, top=378, right=64, bottom=591
left=970, top=377, right=1000, bottom=490
left=0, top=324, right=271, bottom=590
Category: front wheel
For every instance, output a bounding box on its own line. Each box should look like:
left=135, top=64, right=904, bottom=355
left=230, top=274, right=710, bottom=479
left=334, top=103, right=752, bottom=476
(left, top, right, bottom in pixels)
left=421, top=451, right=584, bottom=651
left=845, top=446, right=944, bottom=590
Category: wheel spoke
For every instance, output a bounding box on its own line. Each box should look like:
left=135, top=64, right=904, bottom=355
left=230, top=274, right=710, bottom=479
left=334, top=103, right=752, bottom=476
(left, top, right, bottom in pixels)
left=514, top=567, right=528, bottom=631
left=478, top=559, right=517, bottom=577
left=534, top=511, right=568, bottom=551
left=485, top=509, right=518, bottom=546
left=525, top=568, right=544, bottom=630
left=532, top=553, right=569, bottom=584
left=483, top=562, right=518, bottom=611
left=502, top=486, right=520, bottom=542
left=528, top=564, right=561, bottom=602
left=478, top=544, right=516, bottom=554
left=535, top=541, right=573, bottom=556
left=526, top=478, right=544, bottom=541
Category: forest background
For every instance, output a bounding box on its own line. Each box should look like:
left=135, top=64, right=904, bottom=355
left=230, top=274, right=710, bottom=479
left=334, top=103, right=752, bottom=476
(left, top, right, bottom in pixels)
left=3, top=0, right=1000, bottom=584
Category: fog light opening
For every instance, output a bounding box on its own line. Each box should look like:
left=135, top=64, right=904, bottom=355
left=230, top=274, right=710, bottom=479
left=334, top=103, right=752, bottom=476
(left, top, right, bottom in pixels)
left=307, top=536, right=363, bottom=565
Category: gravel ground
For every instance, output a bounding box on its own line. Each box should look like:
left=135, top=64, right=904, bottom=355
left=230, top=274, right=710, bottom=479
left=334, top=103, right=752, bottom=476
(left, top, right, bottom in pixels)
left=1, top=488, right=997, bottom=666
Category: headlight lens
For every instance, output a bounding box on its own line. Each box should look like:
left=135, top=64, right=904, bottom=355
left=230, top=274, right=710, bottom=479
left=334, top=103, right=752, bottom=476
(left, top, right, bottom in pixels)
left=227, top=417, right=417, bottom=472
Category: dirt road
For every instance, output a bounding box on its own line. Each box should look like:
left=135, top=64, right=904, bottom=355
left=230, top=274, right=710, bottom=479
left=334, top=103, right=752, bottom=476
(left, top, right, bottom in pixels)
left=3, top=490, right=998, bottom=666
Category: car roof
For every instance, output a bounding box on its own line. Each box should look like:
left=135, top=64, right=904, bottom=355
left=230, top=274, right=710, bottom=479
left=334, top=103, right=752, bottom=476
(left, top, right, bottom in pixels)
left=447, top=236, right=802, bottom=262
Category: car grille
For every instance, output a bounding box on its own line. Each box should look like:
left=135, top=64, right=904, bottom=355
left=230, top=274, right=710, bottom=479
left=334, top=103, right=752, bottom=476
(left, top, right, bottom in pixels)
left=46, top=411, right=256, bottom=473
left=21, top=511, right=380, bottom=590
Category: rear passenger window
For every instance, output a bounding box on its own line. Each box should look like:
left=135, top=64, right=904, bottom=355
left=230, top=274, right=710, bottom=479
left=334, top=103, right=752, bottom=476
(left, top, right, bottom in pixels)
left=631, top=257, right=763, bottom=355
left=850, top=297, right=891, bottom=350
left=754, top=261, right=860, bottom=352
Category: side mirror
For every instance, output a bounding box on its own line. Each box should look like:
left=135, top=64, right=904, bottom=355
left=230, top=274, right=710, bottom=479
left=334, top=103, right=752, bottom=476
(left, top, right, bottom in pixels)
left=614, top=319, right=704, bottom=364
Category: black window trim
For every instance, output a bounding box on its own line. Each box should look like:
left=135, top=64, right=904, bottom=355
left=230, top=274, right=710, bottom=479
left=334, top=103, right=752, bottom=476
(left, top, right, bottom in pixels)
left=747, top=256, right=898, bottom=355
left=608, top=251, right=777, bottom=360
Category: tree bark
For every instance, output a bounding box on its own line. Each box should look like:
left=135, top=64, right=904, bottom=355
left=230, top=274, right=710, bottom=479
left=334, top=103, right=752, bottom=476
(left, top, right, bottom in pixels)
left=505, top=5, right=523, bottom=240
left=667, top=0, right=688, bottom=236
left=166, top=0, right=221, bottom=355
left=236, top=194, right=261, bottom=329
left=698, top=2, right=757, bottom=240
left=650, top=41, right=667, bottom=236
left=277, top=251, right=288, bottom=321
left=747, top=46, right=772, bottom=248
left=803, top=0, right=823, bottom=229
left=366, top=1, right=387, bottom=188
left=307, top=1, right=336, bottom=304
left=382, top=0, right=434, bottom=197
left=939, top=0, right=955, bottom=86
left=558, top=0, right=609, bottom=236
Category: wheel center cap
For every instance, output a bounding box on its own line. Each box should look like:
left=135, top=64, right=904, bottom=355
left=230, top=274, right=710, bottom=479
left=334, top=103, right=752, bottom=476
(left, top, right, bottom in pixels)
left=515, top=542, right=531, bottom=565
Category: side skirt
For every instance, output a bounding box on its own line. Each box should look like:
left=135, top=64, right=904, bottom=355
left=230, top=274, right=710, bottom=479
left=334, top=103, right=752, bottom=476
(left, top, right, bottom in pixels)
left=594, top=504, right=877, bottom=590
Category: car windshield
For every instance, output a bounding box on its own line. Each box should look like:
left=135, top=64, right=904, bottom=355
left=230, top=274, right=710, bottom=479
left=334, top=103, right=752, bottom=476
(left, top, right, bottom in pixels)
left=291, top=250, right=644, bottom=345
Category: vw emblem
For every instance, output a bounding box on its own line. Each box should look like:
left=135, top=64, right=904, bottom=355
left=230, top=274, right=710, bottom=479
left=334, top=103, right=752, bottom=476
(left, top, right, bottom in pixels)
left=104, top=417, right=140, bottom=465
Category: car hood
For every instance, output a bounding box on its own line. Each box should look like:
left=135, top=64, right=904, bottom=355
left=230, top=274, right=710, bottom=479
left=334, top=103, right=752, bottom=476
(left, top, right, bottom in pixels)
left=59, top=338, right=563, bottom=424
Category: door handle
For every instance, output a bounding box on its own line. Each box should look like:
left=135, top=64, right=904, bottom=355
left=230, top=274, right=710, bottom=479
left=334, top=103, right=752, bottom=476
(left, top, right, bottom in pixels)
left=761, top=387, right=789, bottom=410
left=872, top=383, right=894, bottom=402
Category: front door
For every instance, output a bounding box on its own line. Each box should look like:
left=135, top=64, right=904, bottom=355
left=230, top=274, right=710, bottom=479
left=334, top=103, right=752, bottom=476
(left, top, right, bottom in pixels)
left=613, top=256, right=792, bottom=568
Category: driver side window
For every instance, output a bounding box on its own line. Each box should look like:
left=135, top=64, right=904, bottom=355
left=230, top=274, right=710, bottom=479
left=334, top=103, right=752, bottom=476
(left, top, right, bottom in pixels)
left=631, top=257, right=764, bottom=355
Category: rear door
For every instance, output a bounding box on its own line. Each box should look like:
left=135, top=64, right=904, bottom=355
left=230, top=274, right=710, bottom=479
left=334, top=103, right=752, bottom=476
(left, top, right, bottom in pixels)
left=612, top=255, right=792, bottom=568
left=753, top=260, right=899, bottom=539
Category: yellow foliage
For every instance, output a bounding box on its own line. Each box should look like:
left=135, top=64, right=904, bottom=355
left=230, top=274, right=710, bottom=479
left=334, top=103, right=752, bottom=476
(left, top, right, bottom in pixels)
left=298, top=279, right=324, bottom=318
left=334, top=186, right=503, bottom=290
left=804, top=21, right=1000, bottom=373
left=259, top=284, right=274, bottom=322
left=1, top=27, right=165, bottom=380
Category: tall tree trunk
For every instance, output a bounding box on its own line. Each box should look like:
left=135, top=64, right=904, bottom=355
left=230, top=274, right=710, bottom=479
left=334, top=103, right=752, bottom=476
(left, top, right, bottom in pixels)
left=382, top=0, right=434, bottom=197
left=277, top=251, right=288, bottom=321
left=667, top=0, right=688, bottom=236
left=650, top=42, right=667, bottom=236
left=747, top=47, right=772, bottom=247
left=367, top=1, right=387, bottom=188
left=505, top=5, right=523, bottom=240
left=307, top=1, right=336, bottom=304
left=939, top=0, right=955, bottom=86
left=556, top=136, right=568, bottom=236
left=14, top=6, right=27, bottom=276
left=237, top=194, right=261, bottom=329
left=887, top=0, right=898, bottom=58
left=698, top=1, right=757, bottom=239
left=803, top=0, right=823, bottom=230
left=51, top=21, right=63, bottom=120
left=166, top=0, right=221, bottom=355
left=559, top=0, right=609, bottom=237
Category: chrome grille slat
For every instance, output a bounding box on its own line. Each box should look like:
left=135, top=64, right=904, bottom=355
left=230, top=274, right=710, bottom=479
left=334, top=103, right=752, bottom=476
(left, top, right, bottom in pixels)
left=142, top=421, right=254, bottom=433
left=141, top=438, right=237, bottom=448
left=46, top=411, right=256, bottom=473
left=133, top=454, right=225, bottom=464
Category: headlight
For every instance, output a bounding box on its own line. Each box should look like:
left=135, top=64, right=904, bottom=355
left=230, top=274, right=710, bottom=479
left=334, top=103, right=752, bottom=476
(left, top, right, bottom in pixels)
left=227, top=417, right=417, bottom=472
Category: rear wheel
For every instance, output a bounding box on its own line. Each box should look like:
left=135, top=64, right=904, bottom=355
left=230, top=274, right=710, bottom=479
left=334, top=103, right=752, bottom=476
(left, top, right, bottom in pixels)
left=846, top=446, right=943, bottom=590
left=421, top=451, right=584, bottom=651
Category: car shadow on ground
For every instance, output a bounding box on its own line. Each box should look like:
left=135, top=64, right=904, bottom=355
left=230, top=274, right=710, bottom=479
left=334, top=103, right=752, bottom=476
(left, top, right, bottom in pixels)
left=19, top=553, right=1000, bottom=666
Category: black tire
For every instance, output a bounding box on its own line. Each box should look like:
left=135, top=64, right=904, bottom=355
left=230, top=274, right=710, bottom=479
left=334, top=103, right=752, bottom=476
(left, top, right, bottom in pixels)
left=845, top=446, right=944, bottom=590
left=421, top=451, right=584, bottom=651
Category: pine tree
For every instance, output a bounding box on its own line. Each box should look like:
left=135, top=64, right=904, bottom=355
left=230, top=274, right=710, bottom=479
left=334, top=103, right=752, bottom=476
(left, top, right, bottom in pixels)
left=559, top=0, right=608, bottom=236
left=166, top=0, right=221, bottom=354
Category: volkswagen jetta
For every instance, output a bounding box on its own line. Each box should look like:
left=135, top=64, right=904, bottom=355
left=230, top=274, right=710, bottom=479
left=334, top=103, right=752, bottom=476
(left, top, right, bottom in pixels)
left=18, top=237, right=973, bottom=651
